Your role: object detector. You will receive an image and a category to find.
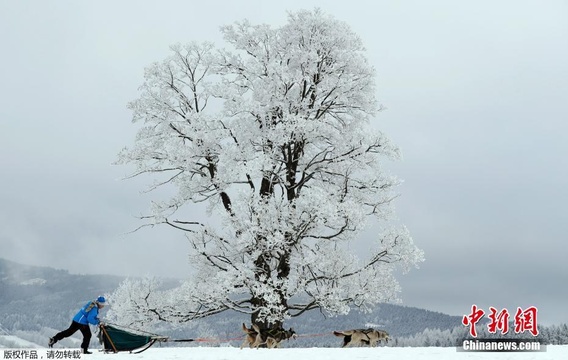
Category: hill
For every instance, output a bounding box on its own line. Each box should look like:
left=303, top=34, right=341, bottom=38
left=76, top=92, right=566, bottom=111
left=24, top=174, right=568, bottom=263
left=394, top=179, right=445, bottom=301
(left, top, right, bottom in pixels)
left=0, top=258, right=124, bottom=331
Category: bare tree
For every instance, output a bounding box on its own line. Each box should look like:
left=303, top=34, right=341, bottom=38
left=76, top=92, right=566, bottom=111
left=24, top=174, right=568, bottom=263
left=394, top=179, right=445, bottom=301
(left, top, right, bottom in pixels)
left=115, top=9, right=423, bottom=330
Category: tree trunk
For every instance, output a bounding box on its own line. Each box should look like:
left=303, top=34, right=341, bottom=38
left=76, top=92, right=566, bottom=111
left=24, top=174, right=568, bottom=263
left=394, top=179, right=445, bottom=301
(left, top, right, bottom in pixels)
left=250, top=251, right=286, bottom=330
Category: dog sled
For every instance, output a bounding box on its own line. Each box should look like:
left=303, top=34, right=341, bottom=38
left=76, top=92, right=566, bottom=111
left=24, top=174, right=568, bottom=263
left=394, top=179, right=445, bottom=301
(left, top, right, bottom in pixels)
left=97, top=323, right=194, bottom=354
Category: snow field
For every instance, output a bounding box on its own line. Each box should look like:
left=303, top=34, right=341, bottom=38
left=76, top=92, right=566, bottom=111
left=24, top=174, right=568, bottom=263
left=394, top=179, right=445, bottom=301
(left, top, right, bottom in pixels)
left=11, top=345, right=567, bottom=360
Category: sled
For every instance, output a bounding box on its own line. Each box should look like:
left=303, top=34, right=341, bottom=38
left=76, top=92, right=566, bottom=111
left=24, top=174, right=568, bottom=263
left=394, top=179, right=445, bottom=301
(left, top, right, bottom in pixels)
left=98, top=323, right=194, bottom=354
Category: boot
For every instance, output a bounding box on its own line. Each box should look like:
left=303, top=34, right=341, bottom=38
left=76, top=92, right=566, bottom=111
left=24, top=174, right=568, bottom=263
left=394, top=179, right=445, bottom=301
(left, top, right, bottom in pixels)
left=82, top=348, right=92, bottom=354
left=48, top=337, right=56, bottom=348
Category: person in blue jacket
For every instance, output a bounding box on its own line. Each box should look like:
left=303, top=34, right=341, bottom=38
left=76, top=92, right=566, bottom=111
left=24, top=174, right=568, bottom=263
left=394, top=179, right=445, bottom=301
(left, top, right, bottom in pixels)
left=49, top=296, right=106, bottom=354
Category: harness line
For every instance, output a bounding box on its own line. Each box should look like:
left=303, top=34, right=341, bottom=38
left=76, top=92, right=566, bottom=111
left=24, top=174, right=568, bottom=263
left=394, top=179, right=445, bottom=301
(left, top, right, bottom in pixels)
left=101, top=322, right=333, bottom=345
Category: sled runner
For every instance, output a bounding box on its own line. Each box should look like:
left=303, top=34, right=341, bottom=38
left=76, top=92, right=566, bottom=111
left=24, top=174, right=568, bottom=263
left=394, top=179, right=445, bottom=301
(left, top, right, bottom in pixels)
left=98, top=323, right=193, bottom=354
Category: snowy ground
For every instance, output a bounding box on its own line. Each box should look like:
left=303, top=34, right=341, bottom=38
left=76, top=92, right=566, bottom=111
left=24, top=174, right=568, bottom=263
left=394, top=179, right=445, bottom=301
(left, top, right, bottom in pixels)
left=5, top=346, right=567, bottom=360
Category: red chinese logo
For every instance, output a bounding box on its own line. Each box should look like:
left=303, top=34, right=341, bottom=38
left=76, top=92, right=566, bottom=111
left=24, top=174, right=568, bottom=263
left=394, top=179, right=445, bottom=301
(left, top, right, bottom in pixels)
left=462, top=305, right=538, bottom=337
left=488, top=307, right=510, bottom=334
left=514, top=306, right=539, bottom=336
left=462, top=305, right=485, bottom=337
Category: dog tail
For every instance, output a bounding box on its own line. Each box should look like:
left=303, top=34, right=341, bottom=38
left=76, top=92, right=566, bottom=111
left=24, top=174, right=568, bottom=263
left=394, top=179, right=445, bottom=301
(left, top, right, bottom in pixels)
left=242, top=323, right=249, bottom=333
left=333, top=331, right=346, bottom=337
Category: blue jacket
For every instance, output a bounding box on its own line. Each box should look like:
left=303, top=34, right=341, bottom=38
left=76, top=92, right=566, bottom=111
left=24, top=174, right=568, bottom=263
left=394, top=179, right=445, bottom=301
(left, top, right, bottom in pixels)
left=72, top=301, right=100, bottom=325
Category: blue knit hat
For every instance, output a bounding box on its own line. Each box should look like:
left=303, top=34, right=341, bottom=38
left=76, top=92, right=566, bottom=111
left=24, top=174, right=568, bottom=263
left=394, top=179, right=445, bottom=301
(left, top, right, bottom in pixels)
left=96, top=296, right=106, bottom=305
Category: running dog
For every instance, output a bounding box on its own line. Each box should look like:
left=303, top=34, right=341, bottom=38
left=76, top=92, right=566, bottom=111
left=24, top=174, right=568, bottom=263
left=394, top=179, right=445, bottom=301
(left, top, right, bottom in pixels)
left=240, top=323, right=258, bottom=349
left=333, top=328, right=390, bottom=347
left=252, top=324, right=297, bottom=348
left=241, top=323, right=297, bottom=348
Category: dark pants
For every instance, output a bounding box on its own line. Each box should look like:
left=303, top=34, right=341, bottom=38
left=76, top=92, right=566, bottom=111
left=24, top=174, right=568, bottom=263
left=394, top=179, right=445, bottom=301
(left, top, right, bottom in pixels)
left=54, top=320, right=92, bottom=350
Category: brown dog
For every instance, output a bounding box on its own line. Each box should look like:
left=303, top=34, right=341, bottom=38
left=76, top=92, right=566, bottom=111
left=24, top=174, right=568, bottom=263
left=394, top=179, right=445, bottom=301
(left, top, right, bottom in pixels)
left=333, top=328, right=390, bottom=347
left=251, top=324, right=297, bottom=348
left=241, top=323, right=297, bottom=349
left=241, top=323, right=259, bottom=349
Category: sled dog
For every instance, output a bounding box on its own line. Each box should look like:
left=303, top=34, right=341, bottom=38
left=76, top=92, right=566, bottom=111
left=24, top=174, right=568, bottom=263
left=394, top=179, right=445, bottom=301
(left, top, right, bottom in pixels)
left=251, top=324, right=297, bottom=348
left=333, top=328, right=390, bottom=347
left=241, top=323, right=297, bottom=348
left=241, top=323, right=259, bottom=349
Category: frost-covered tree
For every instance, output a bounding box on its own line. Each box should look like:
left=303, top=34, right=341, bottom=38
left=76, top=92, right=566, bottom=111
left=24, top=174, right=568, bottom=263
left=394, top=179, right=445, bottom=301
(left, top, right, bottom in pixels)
left=115, top=9, right=424, bottom=330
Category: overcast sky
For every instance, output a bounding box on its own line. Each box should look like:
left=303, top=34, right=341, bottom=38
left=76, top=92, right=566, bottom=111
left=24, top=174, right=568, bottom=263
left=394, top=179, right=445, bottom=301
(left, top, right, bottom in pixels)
left=1, top=1, right=567, bottom=326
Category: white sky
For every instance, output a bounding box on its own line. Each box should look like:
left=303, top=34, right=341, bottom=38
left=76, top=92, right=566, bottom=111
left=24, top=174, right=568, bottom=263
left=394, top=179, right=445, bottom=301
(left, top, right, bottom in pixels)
left=1, top=0, right=567, bottom=326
